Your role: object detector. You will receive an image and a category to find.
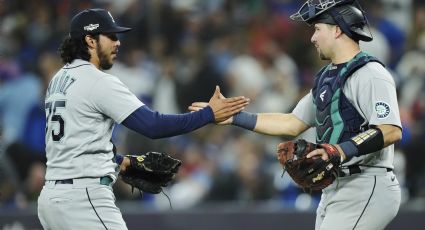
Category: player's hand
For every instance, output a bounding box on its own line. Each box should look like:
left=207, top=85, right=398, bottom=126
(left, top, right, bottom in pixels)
left=188, top=102, right=208, bottom=112
left=307, top=144, right=346, bottom=162
left=209, top=86, right=249, bottom=123
left=306, top=148, right=329, bottom=161
left=189, top=86, right=249, bottom=123
left=120, top=156, right=131, bottom=173
left=189, top=102, right=234, bottom=125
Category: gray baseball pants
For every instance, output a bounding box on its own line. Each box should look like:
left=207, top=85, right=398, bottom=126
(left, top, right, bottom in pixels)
left=315, top=167, right=401, bottom=230
left=38, top=177, right=127, bottom=230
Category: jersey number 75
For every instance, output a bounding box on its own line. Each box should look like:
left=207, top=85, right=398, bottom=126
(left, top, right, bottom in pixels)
left=45, top=100, right=66, bottom=141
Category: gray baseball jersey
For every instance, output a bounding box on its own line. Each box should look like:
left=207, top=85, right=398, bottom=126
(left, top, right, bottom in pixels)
left=44, top=59, right=143, bottom=181
left=292, top=62, right=401, bottom=168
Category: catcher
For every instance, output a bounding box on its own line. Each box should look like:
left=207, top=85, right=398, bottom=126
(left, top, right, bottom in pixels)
left=189, top=1, right=402, bottom=229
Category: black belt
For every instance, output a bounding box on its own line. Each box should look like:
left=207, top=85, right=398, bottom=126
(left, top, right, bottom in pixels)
left=55, top=179, right=73, bottom=184
left=55, top=176, right=113, bottom=186
left=339, top=165, right=392, bottom=177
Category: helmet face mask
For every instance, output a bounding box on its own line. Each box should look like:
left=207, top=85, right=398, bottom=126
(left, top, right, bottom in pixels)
left=290, top=0, right=351, bottom=24
left=291, top=0, right=373, bottom=42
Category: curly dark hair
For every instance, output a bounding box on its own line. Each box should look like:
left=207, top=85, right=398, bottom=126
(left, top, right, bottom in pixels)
left=58, top=35, right=99, bottom=64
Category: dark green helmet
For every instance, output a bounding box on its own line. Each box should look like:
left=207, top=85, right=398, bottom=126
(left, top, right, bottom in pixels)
left=290, top=0, right=372, bottom=42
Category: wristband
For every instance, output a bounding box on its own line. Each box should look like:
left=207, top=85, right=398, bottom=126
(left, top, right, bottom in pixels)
left=339, top=141, right=358, bottom=160
left=339, top=128, right=384, bottom=160
left=115, top=154, right=124, bottom=165
left=232, top=111, right=257, bottom=130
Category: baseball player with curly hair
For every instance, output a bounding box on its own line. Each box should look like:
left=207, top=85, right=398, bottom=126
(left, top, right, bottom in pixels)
left=37, top=8, right=249, bottom=230
left=190, top=0, right=402, bottom=229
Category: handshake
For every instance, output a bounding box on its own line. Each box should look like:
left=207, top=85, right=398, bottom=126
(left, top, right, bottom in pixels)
left=189, top=86, right=250, bottom=124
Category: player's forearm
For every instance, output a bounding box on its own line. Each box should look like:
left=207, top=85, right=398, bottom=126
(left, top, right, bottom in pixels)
left=122, top=105, right=214, bottom=139
left=377, top=124, right=402, bottom=147
left=337, top=124, right=402, bottom=160
left=256, top=113, right=310, bottom=137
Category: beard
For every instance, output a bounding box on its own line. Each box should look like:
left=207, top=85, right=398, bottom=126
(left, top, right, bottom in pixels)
left=97, top=44, right=113, bottom=70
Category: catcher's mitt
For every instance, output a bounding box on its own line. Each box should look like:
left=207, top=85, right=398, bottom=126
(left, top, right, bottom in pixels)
left=277, top=139, right=341, bottom=190
left=120, top=151, right=182, bottom=194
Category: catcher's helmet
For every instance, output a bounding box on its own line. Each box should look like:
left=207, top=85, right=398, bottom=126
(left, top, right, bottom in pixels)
left=290, top=0, right=372, bottom=42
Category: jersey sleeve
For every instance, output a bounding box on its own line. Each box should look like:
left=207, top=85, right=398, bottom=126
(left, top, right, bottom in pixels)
left=90, top=74, right=144, bottom=123
left=292, top=91, right=316, bottom=126
left=352, top=63, right=402, bottom=129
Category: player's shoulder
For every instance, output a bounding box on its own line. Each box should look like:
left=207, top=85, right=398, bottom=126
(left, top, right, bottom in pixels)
left=353, top=61, right=395, bottom=86
left=85, top=64, right=115, bottom=80
left=66, top=59, right=117, bottom=80
left=92, top=68, right=118, bottom=82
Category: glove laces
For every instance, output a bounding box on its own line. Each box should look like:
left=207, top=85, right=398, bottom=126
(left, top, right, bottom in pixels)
left=131, top=187, right=174, bottom=210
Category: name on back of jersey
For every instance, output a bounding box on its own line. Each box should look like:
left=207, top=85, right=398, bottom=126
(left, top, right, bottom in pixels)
left=46, top=70, right=76, bottom=98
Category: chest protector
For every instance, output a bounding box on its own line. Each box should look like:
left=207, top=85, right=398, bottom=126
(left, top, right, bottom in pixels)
left=312, top=52, right=383, bottom=144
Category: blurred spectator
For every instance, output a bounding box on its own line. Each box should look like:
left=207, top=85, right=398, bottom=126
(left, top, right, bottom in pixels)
left=152, top=57, right=180, bottom=114
left=107, top=48, right=157, bottom=102
left=24, top=162, right=46, bottom=201
left=380, top=0, right=413, bottom=35
left=206, top=134, right=275, bottom=202
left=225, top=32, right=266, bottom=111
left=0, top=52, right=58, bottom=208
left=365, top=0, right=408, bottom=68
left=360, top=28, right=390, bottom=66
left=156, top=142, right=213, bottom=210
left=0, top=59, right=41, bottom=147
left=396, top=30, right=425, bottom=198
left=174, top=38, right=227, bottom=111
left=22, top=51, right=61, bottom=154
left=256, top=40, right=299, bottom=113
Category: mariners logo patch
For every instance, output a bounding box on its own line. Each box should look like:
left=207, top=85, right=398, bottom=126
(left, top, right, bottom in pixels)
left=375, top=101, right=390, bottom=119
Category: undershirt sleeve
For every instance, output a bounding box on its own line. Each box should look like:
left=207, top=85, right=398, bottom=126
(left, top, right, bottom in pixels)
left=121, top=105, right=215, bottom=139
left=292, top=91, right=316, bottom=126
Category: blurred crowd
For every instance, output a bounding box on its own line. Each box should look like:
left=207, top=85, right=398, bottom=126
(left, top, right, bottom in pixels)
left=1, top=0, right=425, bottom=211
